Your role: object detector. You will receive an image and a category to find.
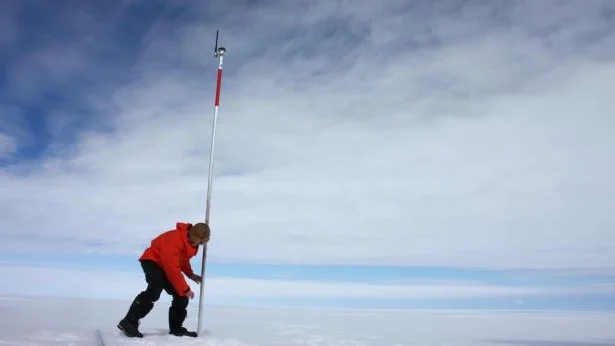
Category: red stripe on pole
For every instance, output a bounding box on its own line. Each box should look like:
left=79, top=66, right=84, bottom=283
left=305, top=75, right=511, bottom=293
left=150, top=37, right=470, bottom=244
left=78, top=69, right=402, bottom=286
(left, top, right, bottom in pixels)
left=214, top=68, right=223, bottom=106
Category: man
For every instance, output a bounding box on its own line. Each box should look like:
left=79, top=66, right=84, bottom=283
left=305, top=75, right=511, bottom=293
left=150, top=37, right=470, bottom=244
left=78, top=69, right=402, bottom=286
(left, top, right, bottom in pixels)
left=117, top=221, right=210, bottom=338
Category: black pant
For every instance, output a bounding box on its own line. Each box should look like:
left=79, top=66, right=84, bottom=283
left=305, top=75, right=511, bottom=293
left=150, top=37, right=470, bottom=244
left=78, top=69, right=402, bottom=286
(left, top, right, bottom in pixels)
left=122, top=260, right=189, bottom=332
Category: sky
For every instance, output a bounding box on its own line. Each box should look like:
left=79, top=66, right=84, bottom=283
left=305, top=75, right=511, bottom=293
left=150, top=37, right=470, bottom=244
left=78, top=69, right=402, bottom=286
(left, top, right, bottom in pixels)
left=1, top=0, right=615, bottom=311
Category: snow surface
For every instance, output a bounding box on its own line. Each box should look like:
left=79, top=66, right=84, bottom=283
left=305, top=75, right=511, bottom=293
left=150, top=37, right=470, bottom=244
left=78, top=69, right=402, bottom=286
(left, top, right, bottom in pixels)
left=1, top=295, right=615, bottom=345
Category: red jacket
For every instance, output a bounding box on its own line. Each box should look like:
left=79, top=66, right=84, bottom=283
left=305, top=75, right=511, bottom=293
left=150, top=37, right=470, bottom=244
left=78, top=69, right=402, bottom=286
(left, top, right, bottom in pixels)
left=139, top=222, right=199, bottom=296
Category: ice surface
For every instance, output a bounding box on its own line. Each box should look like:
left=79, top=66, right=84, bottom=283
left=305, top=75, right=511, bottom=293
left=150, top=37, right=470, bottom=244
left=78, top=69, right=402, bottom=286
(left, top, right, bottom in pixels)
left=1, top=294, right=614, bottom=345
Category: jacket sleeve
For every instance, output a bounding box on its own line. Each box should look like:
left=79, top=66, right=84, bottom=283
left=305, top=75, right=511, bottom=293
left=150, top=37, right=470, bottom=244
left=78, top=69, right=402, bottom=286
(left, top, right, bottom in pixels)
left=158, top=245, right=191, bottom=296
left=181, top=261, right=194, bottom=277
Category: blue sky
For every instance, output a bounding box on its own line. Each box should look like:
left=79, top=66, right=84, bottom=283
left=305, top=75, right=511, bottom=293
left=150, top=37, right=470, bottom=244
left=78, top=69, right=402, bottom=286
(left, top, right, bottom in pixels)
left=1, top=0, right=615, bottom=311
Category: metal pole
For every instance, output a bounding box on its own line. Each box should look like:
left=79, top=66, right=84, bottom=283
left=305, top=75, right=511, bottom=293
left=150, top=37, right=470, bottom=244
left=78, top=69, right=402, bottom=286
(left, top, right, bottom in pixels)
left=197, top=30, right=226, bottom=337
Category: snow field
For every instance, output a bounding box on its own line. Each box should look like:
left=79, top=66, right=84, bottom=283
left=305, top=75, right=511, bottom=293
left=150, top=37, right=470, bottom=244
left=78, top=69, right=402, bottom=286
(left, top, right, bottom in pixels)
left=1, top=295, right=614, bottom=345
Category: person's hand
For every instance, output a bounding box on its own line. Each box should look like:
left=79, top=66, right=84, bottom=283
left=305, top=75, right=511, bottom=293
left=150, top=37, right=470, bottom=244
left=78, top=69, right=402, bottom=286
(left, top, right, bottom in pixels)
left=186, top=290, right=195, bottom=299
left=189, top=274, right=202, bottom=284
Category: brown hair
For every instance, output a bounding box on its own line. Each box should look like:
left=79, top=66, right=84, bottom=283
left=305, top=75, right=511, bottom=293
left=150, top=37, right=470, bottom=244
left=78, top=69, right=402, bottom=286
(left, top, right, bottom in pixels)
left=189, top=222, right=210, bottom=243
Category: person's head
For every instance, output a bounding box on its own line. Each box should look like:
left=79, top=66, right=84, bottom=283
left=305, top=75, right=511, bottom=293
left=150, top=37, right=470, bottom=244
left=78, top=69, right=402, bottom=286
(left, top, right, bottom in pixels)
left=188, top=222, right=210, bottom=246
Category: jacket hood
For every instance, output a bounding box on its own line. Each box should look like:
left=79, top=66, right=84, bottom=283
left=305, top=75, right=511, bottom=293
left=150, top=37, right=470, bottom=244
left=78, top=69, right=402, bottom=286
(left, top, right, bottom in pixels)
left=176, top=222, right=193, bottom=232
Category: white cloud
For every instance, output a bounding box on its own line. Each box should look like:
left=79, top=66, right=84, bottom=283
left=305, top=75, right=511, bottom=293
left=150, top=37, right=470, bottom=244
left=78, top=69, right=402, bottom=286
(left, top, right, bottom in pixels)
left=0, top=106, right=29, bottom=160
left=1, top=264, right=611, bottom=302
left=0, top=133, right=17, bottom=159
left=1, top=1, right=614, bottom=270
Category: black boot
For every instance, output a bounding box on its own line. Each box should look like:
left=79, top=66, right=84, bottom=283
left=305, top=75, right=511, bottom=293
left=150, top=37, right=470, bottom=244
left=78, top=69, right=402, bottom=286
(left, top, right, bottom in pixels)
left=170, top=326, right=198, bottom=337
left=118, top=294, right=153, bottom=338
left=168, top=296, right=196, bottom=337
